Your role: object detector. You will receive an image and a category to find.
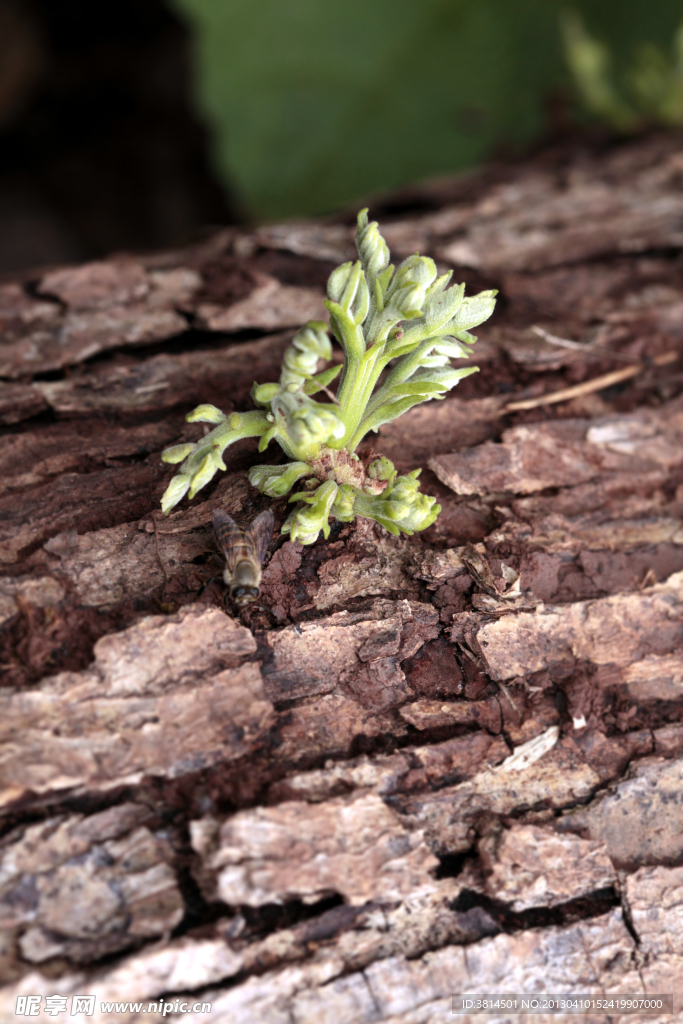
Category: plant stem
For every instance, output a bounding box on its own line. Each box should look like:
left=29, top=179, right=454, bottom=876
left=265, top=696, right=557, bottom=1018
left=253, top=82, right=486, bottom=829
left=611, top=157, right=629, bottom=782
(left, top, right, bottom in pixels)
left=331, top=341, right=388, bottom=451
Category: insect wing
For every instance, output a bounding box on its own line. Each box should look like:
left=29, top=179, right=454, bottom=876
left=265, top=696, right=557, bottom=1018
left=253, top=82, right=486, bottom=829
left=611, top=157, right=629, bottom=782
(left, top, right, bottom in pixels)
left=248, top=509, right=275, bottom=567
left=212, top=509, right=249, bottom=574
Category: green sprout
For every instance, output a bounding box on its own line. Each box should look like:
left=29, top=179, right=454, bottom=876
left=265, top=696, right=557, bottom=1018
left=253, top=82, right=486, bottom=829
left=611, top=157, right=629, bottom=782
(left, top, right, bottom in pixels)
left=561, top=10, right=683, bottom=131
left=160, top=210, right=497, bottom=544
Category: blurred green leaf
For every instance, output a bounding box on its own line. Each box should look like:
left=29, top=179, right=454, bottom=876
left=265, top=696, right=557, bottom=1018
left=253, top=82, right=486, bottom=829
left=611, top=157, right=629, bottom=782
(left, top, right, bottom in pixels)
left=171, top=0, right=683, bottom=219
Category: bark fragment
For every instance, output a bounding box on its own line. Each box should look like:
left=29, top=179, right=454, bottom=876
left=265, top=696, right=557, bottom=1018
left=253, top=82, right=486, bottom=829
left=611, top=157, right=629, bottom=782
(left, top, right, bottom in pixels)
left=197, top=274, right=326, bottom=331
left=625, top=864, right=683, bottom=954
left=0, top=804, right=183, bottom=970
left=261, top=600, right=438, bottom=707
left=473, top=571, right=683, bottom=681
left=0, top=605, right=272, bottom=811
left=151, top=910, right=636, bottom=1024
left=31, top=332, right=292, bottom=419
left=193, top=792, right=438, bottom=908
left=0, top=261, right=199, bottom=378
left=431, top=400, right=683, bottom=497
left=402, top=741, right=601, bottom=855
left=558, top=757, right=683, bottom=868
left=479, top=823, right=615, bottom=911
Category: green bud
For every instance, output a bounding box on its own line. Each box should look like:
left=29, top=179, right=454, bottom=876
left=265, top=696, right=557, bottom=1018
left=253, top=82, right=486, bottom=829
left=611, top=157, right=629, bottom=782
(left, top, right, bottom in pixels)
left=382, top=470, right=441, bottom=534
left=161, top=442, right=197, bottom=464
left=160, top=473, right=191, bottom=515
left=349, top=469, right=440, bottom=535
left=188, top=451, right=224, bottom=499
left=400, top=496, right=441, bottom=533
left=391, top=254, right=437, bottom=291
left=331, top=483, right=356, bottom=521
left=326, top=261, right=370, bottom=326
left=186, top=404, right=227, bottom=424
left=252, top=382, right=281, bottom=406
left=389, top=468, right=421, bottom=501
left=368, top=456, right=396, bottom=481
left=280, top=512, right=319, bottom=546
left=384, top=254, right=437, bottom=320
left=327, top=262, right=354, bottom=303
left=355, top=209, right=390, bottom=280
left=248, top=461, right=312, bottom=497
left=280, top=323, right=333, bottom=389
left=273, top=392, right=344, bottom=454
left=383, top=500, right=412, bottom=521
left=282, top=479, right=338, bottom=545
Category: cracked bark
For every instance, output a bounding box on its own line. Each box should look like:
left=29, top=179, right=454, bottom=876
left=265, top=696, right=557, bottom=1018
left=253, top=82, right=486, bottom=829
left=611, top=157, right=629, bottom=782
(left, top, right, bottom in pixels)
left=1, top=131, right=683, bottom=1021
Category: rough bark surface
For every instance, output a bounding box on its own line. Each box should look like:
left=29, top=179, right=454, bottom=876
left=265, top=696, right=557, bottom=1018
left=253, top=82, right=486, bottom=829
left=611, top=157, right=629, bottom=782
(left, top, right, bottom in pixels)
left=2, top=132, right=683, bottom=1022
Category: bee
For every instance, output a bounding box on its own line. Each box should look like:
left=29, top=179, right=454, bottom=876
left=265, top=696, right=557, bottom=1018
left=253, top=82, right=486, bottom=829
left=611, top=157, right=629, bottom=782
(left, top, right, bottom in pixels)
left=212, top=508, right=274, bottom=607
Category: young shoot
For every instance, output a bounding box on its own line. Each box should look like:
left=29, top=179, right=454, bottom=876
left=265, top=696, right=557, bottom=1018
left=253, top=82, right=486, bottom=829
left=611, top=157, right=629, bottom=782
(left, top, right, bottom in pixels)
left=160, top=210, right=497, bottom=544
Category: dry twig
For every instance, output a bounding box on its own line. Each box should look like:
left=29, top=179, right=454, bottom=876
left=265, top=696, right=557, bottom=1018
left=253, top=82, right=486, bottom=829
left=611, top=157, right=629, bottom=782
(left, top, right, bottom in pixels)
left=503, top=351, right=677, bottom=413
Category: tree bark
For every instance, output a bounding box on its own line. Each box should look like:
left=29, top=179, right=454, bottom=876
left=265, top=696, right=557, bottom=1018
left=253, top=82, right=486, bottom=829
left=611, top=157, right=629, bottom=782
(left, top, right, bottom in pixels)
left=1, top=132, right=683, bottom=1022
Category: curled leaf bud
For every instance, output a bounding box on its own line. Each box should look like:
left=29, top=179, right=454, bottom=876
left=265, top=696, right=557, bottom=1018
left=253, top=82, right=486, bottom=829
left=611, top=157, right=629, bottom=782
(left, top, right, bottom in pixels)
left=385, top=254, right=437, bottom=319
left=368, top=455, right=395, bottom=481
left=248, top=462, right=312, bottom=497
left=394, top=495, right=440, bottom=533
left=252, top=382, right=281, bottom=406
left=161, top=443, right=197, bottom=464
left=186, top=404, right=227, bottom=424
left=279, top=322, right=333, bottom=389
left=282, top=479, right=338, bottom=545
left=391, top=254, right=437, bottom=290
left=383, top=470, right=440, bottom=533
left=160, top=473, right=191, bottom=515
left=331, top=483, right=357, bottom=521
left=188, top=450, right=226, bottom=499
left=327, top=262, right=354, bottom=303
left=280, top=515, right=319, bottom=546
left=389, top=469, right=422, bottom=501
left=355, top=208, right=390, bottom=279
left=350, top=469, right=440, bottom=535
left=273, top=392, right=344, bottom=455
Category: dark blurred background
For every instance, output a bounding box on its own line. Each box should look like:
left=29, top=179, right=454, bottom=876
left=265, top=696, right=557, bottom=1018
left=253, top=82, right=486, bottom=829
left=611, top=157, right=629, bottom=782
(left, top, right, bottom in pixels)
left=0, top=0, right=681, bottom=273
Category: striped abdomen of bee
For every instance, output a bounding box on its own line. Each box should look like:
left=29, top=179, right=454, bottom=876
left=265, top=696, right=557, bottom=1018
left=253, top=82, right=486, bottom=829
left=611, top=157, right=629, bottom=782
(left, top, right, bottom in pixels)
left=212, top=508, right=274, bottom=607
